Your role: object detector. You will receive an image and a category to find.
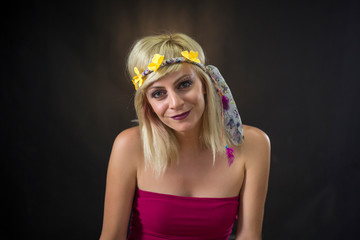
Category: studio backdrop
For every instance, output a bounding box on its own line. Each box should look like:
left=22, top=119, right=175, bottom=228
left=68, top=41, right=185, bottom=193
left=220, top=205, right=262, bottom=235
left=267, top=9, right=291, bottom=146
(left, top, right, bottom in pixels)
left=3, top=0, right=360, bottom=239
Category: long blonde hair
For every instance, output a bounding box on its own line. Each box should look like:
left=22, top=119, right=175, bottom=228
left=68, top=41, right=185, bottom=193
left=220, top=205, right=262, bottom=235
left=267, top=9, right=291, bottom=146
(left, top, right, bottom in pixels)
left=127, top=33, right=230, bottom=175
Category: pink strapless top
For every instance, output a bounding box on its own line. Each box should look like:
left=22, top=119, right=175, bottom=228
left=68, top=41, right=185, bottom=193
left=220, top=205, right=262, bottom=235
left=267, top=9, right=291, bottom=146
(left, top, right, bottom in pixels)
left=127, top=188, right=239, bottom=240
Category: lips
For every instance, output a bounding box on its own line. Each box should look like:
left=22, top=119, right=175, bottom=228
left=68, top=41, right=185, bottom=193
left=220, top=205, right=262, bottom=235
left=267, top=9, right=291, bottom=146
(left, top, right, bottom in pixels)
left=171, top=110, right=191, bottom=120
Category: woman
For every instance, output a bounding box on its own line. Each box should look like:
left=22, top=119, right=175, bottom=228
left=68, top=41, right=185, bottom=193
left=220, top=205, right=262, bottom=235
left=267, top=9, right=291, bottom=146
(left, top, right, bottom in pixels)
left=100, top=33, right=270, bottom=240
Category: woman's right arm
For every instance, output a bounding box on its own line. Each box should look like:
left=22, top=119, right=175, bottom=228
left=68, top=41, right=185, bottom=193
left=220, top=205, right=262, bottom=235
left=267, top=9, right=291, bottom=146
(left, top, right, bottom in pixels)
left=99, top=128, right=139, bottom=240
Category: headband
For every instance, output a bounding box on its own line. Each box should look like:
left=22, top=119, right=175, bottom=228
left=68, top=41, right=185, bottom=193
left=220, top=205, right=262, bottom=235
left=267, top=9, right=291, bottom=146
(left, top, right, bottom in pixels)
left=132, top=51, right=244, bottom=166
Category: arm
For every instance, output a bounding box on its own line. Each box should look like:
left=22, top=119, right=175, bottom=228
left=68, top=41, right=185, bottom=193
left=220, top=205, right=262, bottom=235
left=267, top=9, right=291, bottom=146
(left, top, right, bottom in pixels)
left=99, top=128, right=139, bottom=240
left=235, top=126, right=271, bottom=240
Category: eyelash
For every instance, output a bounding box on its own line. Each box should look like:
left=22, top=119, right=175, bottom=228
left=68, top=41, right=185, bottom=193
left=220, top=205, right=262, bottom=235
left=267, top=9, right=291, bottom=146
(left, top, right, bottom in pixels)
left=150, top=79, right=193, bottom=99
left=151, top=90, right=165, bottom=98
left=178, top=79, right=192, bottom=89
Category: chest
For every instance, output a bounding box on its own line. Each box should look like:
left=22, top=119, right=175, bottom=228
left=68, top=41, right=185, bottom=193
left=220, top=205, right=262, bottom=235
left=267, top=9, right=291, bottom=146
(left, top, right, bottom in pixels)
left=137, top=154, right=245, bottom=198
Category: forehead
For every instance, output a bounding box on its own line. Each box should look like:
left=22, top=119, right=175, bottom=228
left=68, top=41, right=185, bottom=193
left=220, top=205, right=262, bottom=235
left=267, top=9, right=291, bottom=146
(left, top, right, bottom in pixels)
left=148, top=64, right=197, bottom=87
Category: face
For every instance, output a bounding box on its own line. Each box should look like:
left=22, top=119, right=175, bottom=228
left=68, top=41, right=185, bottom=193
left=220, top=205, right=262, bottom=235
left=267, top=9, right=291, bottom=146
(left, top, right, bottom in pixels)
left=146, top=64, right=206, bottom=134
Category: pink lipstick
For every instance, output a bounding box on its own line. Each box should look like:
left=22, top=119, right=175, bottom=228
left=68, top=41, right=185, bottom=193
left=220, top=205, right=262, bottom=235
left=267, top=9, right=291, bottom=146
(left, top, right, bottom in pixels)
left=171, top=110, right=191, bottom=120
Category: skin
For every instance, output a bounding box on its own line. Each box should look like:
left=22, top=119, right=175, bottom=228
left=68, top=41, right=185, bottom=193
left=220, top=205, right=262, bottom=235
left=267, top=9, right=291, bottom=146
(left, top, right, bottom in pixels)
left=99, top=64, right=270, bottom=240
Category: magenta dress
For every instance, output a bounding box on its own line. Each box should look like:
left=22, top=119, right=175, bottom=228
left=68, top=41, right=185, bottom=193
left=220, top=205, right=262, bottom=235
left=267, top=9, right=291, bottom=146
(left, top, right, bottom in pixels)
left=127, top=188, right=239, bottom=240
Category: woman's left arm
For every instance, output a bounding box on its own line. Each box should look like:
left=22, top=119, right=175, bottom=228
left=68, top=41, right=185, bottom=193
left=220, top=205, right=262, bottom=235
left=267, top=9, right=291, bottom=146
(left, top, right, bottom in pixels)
left=235, top=126, right=271, bottom=240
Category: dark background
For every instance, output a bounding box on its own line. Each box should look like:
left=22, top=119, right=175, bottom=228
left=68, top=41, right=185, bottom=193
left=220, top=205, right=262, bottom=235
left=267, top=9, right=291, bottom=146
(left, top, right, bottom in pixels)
left=3, top=0, right=360, bottom=239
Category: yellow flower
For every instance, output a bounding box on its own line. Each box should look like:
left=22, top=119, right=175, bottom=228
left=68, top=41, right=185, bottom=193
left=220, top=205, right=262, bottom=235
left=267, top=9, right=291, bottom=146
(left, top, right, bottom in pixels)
left=181, top=50, right=200, bottom=63
left=132, top=67, right=143, bottom=90
left=148, top=54, right=164, bottom=72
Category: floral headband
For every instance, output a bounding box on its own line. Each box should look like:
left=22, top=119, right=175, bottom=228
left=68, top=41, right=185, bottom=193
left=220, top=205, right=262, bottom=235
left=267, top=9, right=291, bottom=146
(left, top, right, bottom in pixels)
left=132, top=50, right=244, bottom=166
left=132, top=51, right=204, bottom=90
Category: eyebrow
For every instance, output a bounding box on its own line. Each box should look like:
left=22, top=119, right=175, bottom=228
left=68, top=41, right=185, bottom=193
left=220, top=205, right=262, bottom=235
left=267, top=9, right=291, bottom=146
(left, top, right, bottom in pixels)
left=147, top=74, right=192, bottom=91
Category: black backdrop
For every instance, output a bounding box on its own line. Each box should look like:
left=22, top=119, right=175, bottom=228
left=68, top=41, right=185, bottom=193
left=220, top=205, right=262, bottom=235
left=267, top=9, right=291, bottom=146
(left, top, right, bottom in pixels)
left=3, top=0, right=360, bottom=239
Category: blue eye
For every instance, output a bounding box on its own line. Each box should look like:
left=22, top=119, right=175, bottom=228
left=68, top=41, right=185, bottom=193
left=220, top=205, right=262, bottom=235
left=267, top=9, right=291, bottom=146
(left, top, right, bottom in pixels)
left=178, top=80, right=192, bottom=89
left=151, top=90, right=166, bottom=98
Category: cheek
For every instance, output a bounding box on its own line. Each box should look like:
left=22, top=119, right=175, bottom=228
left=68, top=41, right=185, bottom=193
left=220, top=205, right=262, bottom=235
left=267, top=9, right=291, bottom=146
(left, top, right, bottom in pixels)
left=148, top=99, right=167, bottom=118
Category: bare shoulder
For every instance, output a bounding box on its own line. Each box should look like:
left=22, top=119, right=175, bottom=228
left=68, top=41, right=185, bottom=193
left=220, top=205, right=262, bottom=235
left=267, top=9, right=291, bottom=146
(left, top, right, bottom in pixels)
left=238, top=125, right=271, bottom=167
left=242, top=125, right=270, bottom=147
left=110, top=126, right=142, bottom=169
left=113, top=126, right=141, bottom=149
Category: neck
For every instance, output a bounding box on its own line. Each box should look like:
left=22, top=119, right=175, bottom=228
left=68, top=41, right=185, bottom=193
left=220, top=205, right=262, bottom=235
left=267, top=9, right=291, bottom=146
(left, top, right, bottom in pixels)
left=174, top=126, right=215, bottom=167
left=175, top=126, right=203, bottom=154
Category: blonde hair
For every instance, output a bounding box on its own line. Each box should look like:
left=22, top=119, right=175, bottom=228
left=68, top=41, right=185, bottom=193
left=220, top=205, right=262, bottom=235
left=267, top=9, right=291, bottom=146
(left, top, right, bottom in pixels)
left=127, top=33, right=230, bottom=175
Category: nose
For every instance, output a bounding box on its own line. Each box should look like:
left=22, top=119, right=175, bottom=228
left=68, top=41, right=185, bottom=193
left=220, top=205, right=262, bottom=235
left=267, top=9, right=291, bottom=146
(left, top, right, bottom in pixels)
left=168, top=90, right=184, bottom=110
